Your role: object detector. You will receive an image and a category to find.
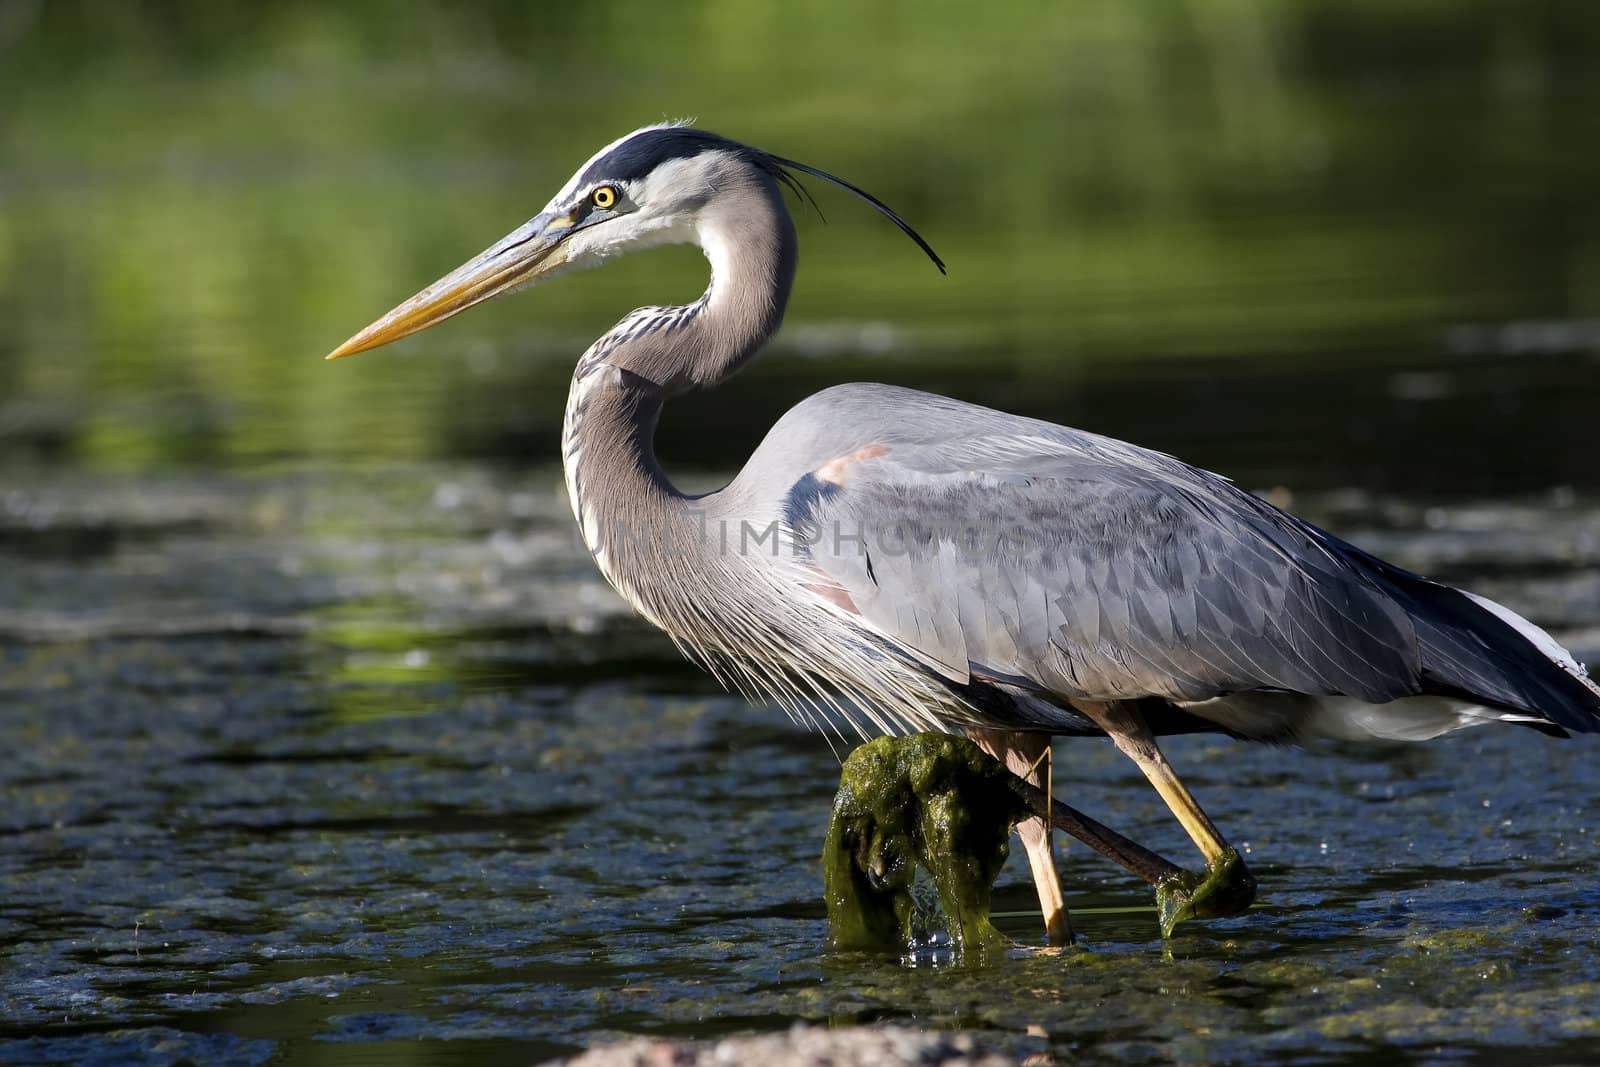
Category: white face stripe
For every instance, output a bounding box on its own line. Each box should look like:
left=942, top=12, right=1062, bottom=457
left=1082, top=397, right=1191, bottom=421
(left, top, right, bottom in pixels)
left=553, top=149, right=744, bottom=271
left=545, top=121, right=689, bottom=210
left=630, top=151, right=734, bottom=210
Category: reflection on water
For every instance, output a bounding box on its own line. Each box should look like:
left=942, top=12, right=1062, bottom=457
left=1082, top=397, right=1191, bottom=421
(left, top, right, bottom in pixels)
left=2, top=3, right=1598, bottom=487
left=1, top=466, right=1597, bottom=1065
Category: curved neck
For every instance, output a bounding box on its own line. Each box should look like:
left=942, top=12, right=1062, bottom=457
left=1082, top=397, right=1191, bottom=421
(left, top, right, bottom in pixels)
left=561, top=172, right=796, bottom=616
left=582, top=170, right=798, bottom=395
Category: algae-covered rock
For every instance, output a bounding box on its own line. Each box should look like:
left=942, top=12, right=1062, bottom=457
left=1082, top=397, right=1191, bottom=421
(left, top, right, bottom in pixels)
left=822, top=734, right=1029, bottom=955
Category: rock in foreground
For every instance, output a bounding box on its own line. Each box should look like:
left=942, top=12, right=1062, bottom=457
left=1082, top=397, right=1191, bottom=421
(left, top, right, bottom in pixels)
left=545, top=1025, right=1018, bottom=1067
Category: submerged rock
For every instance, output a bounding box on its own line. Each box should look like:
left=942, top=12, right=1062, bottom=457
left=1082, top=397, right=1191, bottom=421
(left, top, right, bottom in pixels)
left=822, top=734, right=1029, bottom=955
left=547, top=1024, right=1016, bottom=1066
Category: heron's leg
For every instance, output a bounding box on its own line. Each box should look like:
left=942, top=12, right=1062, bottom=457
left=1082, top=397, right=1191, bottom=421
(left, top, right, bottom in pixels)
left=967, top=728, right=1073, bottom=945
left=1078, top=701, right=1229, bottom=864
left=1075, top=700, right=1255, bottom=931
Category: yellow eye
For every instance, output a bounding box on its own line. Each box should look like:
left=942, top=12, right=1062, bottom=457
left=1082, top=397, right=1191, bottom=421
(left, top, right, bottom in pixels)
left=591, top=185, right=617, bottom=209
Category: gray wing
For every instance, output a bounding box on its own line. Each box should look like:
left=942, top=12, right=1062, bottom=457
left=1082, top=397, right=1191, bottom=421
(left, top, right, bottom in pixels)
left=748, top=383, right=1599, bottom=732
left=787, top=425, right=1426, bottom=707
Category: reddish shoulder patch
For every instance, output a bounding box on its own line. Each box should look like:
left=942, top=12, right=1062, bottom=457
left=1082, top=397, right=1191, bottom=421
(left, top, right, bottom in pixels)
left=806, top=580, right=859, bottom=614
left=802, top=563, right=860, bottom=614
left=815, top=443, right=889, bottom=488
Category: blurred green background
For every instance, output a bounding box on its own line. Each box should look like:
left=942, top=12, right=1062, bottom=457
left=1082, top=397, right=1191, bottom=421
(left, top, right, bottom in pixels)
left=2, top=0, right=1597, bottom=491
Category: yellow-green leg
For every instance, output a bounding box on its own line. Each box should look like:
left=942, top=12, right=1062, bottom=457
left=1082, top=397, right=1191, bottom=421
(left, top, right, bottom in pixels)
left=968, top=728, right=1073, bottom=945
left=1076, top=700, right=1255, bottom=931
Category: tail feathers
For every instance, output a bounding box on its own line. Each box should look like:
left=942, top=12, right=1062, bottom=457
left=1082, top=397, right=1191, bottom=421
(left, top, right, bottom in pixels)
left=1459, top=591, right=1600, bottom=700
left=1390, top=577, right=1600, bottom=735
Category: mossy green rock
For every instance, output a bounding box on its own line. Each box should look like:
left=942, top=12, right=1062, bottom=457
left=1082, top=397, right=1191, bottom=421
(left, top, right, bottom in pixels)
left=822, top=734, right=1029, bottom=955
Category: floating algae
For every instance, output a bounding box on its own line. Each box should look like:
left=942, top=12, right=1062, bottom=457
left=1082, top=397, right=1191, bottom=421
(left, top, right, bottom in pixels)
left=822, top=734, right=1028, bottom=955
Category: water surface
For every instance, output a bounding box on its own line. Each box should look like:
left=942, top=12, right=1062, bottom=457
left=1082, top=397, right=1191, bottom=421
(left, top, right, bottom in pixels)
left=2, top=466, right=1597, bottom=1065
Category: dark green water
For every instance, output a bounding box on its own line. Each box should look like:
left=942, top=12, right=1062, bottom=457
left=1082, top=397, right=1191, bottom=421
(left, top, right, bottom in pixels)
left=3, top=4, right=1600, bottom=1064
left=2, top=468, right=1597, bottom=1065
left=3, top=2, right=1598, bottom=483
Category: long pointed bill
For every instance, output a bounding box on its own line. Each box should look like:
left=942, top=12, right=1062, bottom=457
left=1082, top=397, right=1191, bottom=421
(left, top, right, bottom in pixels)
left=326, top=211, right=573, bottom=360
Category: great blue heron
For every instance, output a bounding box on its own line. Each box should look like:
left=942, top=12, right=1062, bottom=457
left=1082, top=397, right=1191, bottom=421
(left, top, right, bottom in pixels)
left=330, top=124, right=1600, bottom=944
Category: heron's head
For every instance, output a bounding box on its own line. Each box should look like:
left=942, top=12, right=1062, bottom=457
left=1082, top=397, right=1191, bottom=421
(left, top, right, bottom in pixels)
left=327, top=123, right=943, bottom=360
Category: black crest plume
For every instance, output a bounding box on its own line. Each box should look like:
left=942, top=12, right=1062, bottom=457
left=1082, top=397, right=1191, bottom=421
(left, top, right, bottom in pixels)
left=762, top=153, right=946, bottom=275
